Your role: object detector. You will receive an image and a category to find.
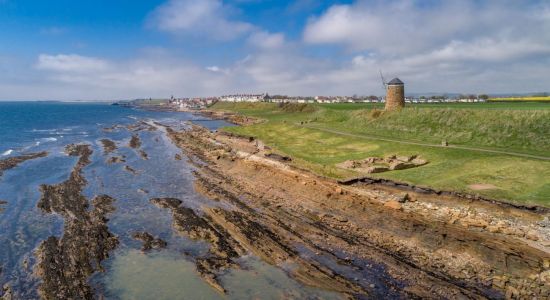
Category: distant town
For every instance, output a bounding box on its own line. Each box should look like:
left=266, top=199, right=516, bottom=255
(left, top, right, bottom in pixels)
left=127, top=93, right=495, bottom=111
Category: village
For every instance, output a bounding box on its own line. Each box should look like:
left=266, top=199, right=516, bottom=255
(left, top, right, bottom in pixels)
left=166, top=92, right=488, bottom=110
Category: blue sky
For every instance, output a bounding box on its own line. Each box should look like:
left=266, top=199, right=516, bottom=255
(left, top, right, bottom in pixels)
left=0, top=0, right=549, bottom=100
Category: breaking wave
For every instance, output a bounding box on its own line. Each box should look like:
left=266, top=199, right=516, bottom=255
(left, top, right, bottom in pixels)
left=41, top=137, right=58, bottom=142
left=1, top=149, right=13, bottom=156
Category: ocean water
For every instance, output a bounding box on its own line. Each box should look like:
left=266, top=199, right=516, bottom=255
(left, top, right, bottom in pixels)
left=0, top=102, right=342, bottom=299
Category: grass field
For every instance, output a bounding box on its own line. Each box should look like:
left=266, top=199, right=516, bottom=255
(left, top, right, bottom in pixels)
left=211, top=102, right=550, bottom=206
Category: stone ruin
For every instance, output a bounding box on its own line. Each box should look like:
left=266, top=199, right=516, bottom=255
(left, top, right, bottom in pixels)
left=337, top=154, right=428, bottom=174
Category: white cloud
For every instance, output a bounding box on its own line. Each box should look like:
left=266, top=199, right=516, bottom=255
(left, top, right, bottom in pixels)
left=36, top=54, right=110, bottom=73
left=25, top=52, right=235, bottom=100
left=206, top=66, right=221, bottom=72
left=150, top=0, right=253, bottom=40
left=295, top=0, right=550, bottom=94
left=247, top=31, right=285, bottom=49
left=304, top=0, right=550, bottom=56
left=206, top=65, right=230, bottom=74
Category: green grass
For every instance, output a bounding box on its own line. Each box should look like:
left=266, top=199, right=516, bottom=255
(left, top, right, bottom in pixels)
left=318, top=101, right=550, bottom=110
left=311, top=107, right=550, bottom=156
left=212, top=102, right=550, bottom=206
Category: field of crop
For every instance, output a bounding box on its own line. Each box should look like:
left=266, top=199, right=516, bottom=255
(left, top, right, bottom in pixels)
left=489, top=96, right=550, bottom=102
left=211, top=102, right=550, bottom=206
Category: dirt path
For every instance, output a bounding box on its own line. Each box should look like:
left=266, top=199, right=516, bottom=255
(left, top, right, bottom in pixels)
left=302, top=124, right=550, bottom=161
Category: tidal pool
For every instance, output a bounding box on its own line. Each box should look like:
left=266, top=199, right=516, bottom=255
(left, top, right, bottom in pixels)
left=102, top=250, right=343, bottom=300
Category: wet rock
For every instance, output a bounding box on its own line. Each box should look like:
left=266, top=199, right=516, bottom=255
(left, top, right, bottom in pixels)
left=1, top=284, right=13, bottom=300
left=35, top=144, right=119, bottom=300
left=107, top=156, right=126, bottom=164
left=124, top=165, right=138, bottom=174
left=206, top=208, right=365, bottom=295
left=0, top=200, right=6, bottom=213
left=128, top=134, right=141, bottom=149
left=132, top=232, right=167, bottom=251
left=139, top=121, right=158, bottom=132
left=0, top=151, right=48, bottom=177
left=99, top=139, right=117, bottom=154
left=150, top=197, right=182, bottom=209
left=150, top=198, right=242, bottom=293
left=138, top=150, right=149, bottom=160
left=102, top=124, right=125, bottom=132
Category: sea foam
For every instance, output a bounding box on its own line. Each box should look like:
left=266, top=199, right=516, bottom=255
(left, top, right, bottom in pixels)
left=1, top=149, right=13, bottom=156
left=41, top=137, right=58, bottom=142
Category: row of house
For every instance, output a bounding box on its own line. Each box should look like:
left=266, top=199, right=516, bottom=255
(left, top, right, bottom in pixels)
left=169, top=97, right=217, bottom=110
left=165, top=93, right=488, bottom=110
left=219, top=94, right=267, bottom=102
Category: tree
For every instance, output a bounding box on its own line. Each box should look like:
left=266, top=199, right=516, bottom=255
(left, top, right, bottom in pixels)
left=478, top=94, right=489, bottom=100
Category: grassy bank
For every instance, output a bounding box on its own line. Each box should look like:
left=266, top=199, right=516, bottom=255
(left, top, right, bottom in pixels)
left=211, top=102, right=550, bottom=206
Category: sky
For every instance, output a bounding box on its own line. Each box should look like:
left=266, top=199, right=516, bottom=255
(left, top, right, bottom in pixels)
left=0, top=0, right=549, bottom=100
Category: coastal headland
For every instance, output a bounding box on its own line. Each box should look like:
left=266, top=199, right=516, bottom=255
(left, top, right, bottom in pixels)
left=158, top=120, right=549, bottom=298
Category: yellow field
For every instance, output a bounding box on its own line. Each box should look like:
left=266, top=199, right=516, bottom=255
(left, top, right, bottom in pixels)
left=490, top=96, right=550, bottom=101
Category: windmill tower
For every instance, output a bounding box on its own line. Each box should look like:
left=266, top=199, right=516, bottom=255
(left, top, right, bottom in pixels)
left=381, top=73, right=405, bottom=111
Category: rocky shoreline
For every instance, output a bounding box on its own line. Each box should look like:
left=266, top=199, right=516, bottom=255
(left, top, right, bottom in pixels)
left=162, top=123, right=550, bottom=299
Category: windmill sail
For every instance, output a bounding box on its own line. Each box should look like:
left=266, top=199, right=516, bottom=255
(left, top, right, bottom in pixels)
left=379, top=70, right=387, bottom=90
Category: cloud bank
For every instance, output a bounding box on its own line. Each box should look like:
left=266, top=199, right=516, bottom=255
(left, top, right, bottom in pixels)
left=1, top=0, right=549, bottom=100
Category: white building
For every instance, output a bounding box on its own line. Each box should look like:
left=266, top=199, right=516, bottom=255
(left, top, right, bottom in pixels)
left=220, top=93, right=267, bottom=102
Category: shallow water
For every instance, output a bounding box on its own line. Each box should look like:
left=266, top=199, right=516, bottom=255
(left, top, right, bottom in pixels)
left=101, top=251, right=342, bottom=300
left=0, top=102, right=345, bottom=299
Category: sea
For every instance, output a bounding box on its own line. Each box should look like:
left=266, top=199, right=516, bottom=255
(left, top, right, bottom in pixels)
left=0, top=101, right=342, bottom=299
